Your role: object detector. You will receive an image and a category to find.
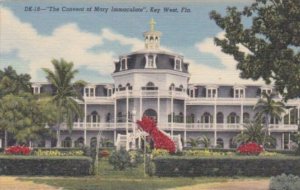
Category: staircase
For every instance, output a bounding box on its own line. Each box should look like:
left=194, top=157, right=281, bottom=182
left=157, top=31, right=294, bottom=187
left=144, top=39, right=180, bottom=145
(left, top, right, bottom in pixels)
left=116, top=129, right=183, bottom=152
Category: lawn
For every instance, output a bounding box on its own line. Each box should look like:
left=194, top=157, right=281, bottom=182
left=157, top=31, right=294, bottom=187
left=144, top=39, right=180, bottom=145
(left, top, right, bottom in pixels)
left=21, top=159, right=267, bottom=190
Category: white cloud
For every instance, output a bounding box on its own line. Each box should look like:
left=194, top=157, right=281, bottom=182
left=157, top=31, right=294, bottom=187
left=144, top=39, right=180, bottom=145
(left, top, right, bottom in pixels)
left=0, top=6, right=143, bottom=81
left=190, top=32, right=263, bottom=85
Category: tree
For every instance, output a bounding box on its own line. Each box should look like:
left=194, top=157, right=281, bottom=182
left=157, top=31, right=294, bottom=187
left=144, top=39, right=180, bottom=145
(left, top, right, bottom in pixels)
left=43, top=59, right=85, bottom=147
left=234, top=121, right=275, bottom=146
left=0, top=66, right=33, bottom=147
left=0, top=66, right=32, bottom=97
left=186, top=137, right=200, bottom=147
left=0, top=93, right=53, bottom=146
left=199, top=135, right=211, bottom=148
left=210, top=0, right=300, bottom=100
left=253, top=92, right=285, bottom=145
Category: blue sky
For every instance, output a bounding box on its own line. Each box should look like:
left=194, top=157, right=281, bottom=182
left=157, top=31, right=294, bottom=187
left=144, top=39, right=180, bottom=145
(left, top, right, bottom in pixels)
left=0, top=0, right=263, bottom=84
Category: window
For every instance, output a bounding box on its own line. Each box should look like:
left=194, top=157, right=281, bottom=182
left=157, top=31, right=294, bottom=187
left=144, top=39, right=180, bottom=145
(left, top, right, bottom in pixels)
left=120, top=58, right=127, bottom=71
left=169, top=83, right=175, bottom=90
left=207, top=88, right=217, bottom=98
left=62, top=137, right=72, bottom=148
left=148, top=55, right=154, bottom=67
left=227, top=112, right=240, bottom=123
left=243, top=112, right=250, bottom=123
left=145, top=54, right=156, bottom=68
left=234, top=88, right=245, bottom=98
left=85, top=88, right=89, bottom=97
left=217, top=112, right=224, bottom=123
left=262, top=89, right=272, bottom=95
left=74, top=137, right=84, bottom=147
left=142, top=82, right=158, bottom=90
left=91, top=111, right=100, bottom=123
left=201, top=112, right=212, bottom=123
left=90, top=88, right=94, bottom=97
left=217, top=138, right=224, bottom=148
left=174, top=58, right=182, bottom=71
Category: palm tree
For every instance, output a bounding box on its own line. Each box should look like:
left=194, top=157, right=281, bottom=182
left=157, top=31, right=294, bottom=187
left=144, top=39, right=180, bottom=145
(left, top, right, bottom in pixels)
left=186, top=137, right=200, bottom=147
left=234, top=121, right=275, bottom=146
left=43, top=59, right=85, bottom=147
left=253, top=92, right=285, bottom=145
left=199, top=135, right=211, bottom=148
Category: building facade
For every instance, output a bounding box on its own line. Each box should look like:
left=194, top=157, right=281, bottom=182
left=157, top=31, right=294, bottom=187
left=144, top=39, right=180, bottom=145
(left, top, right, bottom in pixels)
left=32, top=20, right=299, bottom=150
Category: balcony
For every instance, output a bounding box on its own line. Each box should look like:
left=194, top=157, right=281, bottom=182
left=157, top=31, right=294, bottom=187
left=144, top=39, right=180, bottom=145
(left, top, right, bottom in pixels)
left=114, top=89, right=187, bottom=99
left=63, top=122, right=298, bottom=132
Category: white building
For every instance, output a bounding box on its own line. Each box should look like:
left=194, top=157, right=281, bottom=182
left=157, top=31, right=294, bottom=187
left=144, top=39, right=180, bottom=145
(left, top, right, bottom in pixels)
left=33, top=19, right=299, bottom=150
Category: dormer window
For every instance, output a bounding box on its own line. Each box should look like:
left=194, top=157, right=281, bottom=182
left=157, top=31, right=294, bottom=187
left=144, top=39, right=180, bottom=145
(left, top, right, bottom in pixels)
left=174, top=58, right=182, bottom=71
left=120, top=58, right=128, bottom=71
left=145, top=54, right=157, bottom=68
left=234, top=88, right=245, bottom=98
left=262, top=88, right=272, bottom=95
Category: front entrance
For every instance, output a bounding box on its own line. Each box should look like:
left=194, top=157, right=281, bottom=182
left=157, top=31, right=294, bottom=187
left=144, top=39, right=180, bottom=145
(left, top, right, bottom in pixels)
left=143, top=109, right=157, bottom=122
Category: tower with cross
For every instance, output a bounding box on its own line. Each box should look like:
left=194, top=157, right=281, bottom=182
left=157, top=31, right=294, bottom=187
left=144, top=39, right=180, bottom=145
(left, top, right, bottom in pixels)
left=143, top=18, right=162, bottom=50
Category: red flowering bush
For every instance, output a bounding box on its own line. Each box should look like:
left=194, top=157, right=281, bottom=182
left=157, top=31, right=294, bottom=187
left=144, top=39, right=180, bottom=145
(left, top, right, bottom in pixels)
left=137, top=117, right=176, bottom=153
left=99, top=149, right=110, bottom=158
left=5, top=145, right=32, bottom=155
left=236, top=142, right=264, bottom=155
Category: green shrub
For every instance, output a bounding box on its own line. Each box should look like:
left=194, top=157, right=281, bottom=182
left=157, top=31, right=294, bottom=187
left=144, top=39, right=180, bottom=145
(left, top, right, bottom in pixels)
left=145, top=154, right=155, bottom=176
left=34, top=149, right=84, bottom=156
left=270, top=174, right=300, bottom=190
left=183, top=149, right=235, bottom=157
left=129, top=150, right=143, bottom=167
left=0, top=155, right=92, bottom=176
left=109, top=148, right=143, bottom=170
left=153, top=156, right=300, bottom=177
left=109, top=148, right=131, bottom=170
left=152, top=149, right=169, bottom=158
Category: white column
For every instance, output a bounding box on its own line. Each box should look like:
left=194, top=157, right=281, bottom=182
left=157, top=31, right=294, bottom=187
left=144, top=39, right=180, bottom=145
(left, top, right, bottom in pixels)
left=84, top=102, right=87, bottom=146
left=132, top=109, right=136, bottom=149
left=241, top=103, right=244, bottom=131
left=214, top=102, right=217, bottom=147
left=282, top=133, right=285, bottom=150
left=184, top=99, right=187, bottom=147
left=171, top=97, right=174, bottom=138
left=157, top=92, right=160, bottom=124
left=114, top=99, right=117, bottom=145
left=289, top=109, right=291, bottom=125
left=298, top=106, right=300, bottom=126
left=140, top=91, right=143, bottom=118
left=126, top=88, right=129, bottom=135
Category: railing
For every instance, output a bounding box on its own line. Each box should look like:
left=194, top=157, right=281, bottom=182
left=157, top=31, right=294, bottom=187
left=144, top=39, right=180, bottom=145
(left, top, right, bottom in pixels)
left=67, top=122, right=298, bottom=132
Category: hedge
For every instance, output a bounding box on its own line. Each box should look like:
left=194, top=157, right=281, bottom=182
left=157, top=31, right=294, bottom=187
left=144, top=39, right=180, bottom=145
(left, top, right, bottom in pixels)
left=0, top=155, right=92, bottom=176
left=153, top=156, right=300, bottom=177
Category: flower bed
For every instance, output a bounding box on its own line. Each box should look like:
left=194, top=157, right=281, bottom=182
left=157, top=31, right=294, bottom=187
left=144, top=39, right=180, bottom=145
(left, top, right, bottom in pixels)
left=236, top=142, right=264, bottom=155
left=5, top=146, right=31, bottom=155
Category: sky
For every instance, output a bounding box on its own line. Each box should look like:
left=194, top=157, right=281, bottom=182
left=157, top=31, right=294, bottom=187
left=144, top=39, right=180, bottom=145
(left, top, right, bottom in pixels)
left=0, top=0, right=264, bottom=85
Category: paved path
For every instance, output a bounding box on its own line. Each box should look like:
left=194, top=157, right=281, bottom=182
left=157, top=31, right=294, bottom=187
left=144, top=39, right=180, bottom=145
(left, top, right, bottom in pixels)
left=0, top=177, right=60, bottom=190
left=167, top=179, right=270, bottom=190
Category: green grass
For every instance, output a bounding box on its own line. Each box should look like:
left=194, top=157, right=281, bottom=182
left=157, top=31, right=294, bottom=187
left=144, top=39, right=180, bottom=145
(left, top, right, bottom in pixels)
left=21, top=159, right=234, bottom=190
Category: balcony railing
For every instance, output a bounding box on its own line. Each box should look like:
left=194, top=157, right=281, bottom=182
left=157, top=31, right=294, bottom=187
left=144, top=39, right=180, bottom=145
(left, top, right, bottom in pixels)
left=64, top=122, right=298, bottom=132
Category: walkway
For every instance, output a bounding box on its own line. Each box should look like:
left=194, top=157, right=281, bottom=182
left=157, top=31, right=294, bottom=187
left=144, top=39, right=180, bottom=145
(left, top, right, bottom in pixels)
left=0, top=177, right=60, bottom=190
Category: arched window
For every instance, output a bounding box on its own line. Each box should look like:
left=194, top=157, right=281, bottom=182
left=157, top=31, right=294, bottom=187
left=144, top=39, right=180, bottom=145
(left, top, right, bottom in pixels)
left=243, top=112, right=250, bottom=123
left=201, top=112, right=212, bottom=123
left=91, top=111, right=100, bottom=123
left=169, top=83, right=175, bottom=90
left=217, top=112, right=224, bottom=123
left=179, top=85, right=184, bottom=91
left=117, top=112, right=123, bottom=122
left=150, top=36, right=154, bottom=41
left=227, top=112, right=240, bottom=123
left=106, top=113, right=111, bottom=122
left=217, top=138, right=224, bottom=148
left=126, top=83, right=132, bottom=90
left=270, top=116, right=279, bottom=124
left=142, top=82, right=158, bottom=90
left=75, top=137, right=84, bottom=147
left=229, top=138, right=237, bottom=148
left=62, top=137, right=72, bottom=148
